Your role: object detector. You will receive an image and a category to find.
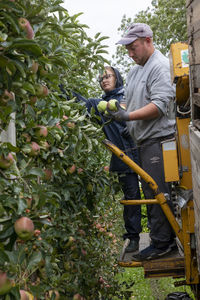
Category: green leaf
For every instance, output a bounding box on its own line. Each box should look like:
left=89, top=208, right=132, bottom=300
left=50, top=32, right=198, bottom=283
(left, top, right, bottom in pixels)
left=27, top=168, right=44, bottom=177
left=11, top=59, right=26, bottom=78
left=0, top=249, right=10, bottom=264
left=0, top=1, right=23, bottom=14
left=0, top=11, right=20, bottom=34
left=95, top=32, right=101, bottom=39
left=17, top=198, right=27, bottom=215
left=0, top=216, right=11, bottom=223
left=8, top=39, right=43, bottom=56
left=27, top=251, right=42, bottom=271
left=0, top=224, right=14, bottom=240
left=0, top=56, right=8, bottom=67
left=22, top=82, right=35, bottom=94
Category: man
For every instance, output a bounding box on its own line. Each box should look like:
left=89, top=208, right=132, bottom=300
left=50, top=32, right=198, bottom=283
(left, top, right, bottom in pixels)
left=108, top=23, right=176, bottom=261
left=73, top=66, right=141, bottom=253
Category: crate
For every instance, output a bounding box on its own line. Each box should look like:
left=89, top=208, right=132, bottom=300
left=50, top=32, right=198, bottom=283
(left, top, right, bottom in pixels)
left=169, top=43, right=189, bottom=104
left=169, top=42, right=189, bottom=81
left=189, top=125, right=200, bottom=272
left=187, top=0, right=200, bottom=122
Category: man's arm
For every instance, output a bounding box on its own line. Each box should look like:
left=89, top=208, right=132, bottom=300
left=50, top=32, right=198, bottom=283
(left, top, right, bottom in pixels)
left=129, top=102, right=160, bottom=121
left=107, top=102, right=161, bottom=122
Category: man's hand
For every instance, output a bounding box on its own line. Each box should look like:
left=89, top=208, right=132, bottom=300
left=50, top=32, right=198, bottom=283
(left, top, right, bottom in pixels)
left=107, top=102, right=130, bottom=122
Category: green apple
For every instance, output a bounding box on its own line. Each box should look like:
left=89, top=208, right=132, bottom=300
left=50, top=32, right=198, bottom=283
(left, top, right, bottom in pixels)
left=0, top=272, right=13, bottom=296
left=97, top=101, right=107, bottom=113
left=107, top=99, right=118, bottom=111
left=48, top=290, right=60, bottom=300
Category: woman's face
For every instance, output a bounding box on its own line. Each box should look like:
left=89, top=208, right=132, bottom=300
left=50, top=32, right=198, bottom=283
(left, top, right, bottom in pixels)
left=100, top=69, right=116, bottom=93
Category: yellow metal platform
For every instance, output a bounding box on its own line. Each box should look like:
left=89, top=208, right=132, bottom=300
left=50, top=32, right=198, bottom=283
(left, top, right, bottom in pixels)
left=119, top=233, right=185, bottom=278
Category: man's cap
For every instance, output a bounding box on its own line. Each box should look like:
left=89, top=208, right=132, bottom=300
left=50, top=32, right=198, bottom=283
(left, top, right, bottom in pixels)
left=116, top=23, right=153, bottom=45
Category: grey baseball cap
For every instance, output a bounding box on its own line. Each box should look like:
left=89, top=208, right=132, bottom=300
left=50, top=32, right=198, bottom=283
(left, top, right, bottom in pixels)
left=116, top=23, right=153, bottom=45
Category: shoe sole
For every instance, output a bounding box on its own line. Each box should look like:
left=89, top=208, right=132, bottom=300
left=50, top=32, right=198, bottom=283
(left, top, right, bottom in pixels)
left=132, top=247, right=177, bottom=261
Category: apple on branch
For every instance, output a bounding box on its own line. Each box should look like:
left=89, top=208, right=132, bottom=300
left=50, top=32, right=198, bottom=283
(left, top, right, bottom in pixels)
left=20, top=290, right=29, bottom=300
left=18, top=18, right=34, bottom=40
left=14, top=216, right=34, bottom=241
left=0, top=272, right=14, bottom=296
left=35, top=125, right=48, bottom=138
left=0, top=153, right=14, bottom=169
left=0, top=90, right=14, bottom=106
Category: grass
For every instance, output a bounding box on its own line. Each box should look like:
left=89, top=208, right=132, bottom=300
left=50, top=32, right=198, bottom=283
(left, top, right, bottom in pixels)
left=115, top=268, right=195, bottom=299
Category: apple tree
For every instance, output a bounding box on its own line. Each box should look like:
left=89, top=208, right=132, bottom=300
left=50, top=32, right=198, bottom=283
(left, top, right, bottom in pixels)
left=0, top=0, right=126, bottom=299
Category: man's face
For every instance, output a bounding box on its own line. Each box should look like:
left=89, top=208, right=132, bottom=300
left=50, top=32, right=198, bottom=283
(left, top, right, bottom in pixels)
left=126, top=38, right=150, bottom=66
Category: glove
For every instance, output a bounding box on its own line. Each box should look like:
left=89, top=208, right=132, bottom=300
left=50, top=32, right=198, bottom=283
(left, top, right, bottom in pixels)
left=121, top=127, right=131, bottom=138
left=107, top=102, right=130, bottom=122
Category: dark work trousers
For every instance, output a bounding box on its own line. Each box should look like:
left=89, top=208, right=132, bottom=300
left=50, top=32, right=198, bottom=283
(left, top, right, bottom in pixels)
left=118, top=172, right=142, bottom=242
left=138, top=137, right=175, bottom=249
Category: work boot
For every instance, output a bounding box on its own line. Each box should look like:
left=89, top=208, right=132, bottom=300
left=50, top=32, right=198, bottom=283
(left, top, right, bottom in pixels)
left=132, top=242, right=177, bottom=261
left=125, top=240, right=139, bottom=253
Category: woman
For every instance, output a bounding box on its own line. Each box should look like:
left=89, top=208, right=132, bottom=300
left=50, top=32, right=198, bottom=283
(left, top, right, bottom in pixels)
left=74, top=66, right=141, bottom=253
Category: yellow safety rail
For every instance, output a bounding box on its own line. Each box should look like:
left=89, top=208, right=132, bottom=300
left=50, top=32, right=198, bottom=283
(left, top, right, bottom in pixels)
left=103, top=139, right=184, bottom=246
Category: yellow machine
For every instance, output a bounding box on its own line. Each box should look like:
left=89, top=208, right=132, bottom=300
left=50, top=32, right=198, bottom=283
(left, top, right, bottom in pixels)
left=103, top=41, right=200, bottom=299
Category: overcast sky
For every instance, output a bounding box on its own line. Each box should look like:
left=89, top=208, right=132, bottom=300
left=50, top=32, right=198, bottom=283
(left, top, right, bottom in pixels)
left=62, top=0, right=152, bottom=60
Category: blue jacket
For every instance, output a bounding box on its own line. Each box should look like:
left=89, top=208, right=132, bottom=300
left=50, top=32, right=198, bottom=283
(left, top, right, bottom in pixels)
left=73, top=68, right=138, bottom=173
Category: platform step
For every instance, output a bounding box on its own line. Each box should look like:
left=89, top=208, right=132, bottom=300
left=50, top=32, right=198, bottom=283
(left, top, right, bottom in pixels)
left=118, top=233, right=185, bottom=278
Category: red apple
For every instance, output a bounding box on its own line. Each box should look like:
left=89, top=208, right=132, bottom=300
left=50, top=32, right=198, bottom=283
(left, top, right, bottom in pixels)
left=14, top=217, right=34, bottom=241
left=95, top=223, right=101, bottom=230
left=34, top=229, right=41, bottom=237
left=39, top=67, right=48, bottom=77
left=55, top=122, right=62, bottom=130
left=0, top=90, right=14, bottom=106
left=43, top=168, right=52, bottom=181
left=20, top=290, right=29, bottom=300
left=48, top=290, right=60, bottom=300
left=29, top=142, right=40, bottom=156
left=25, top=291, right=35, bottom=300
left=34, top=84, right=48, bottom=97
left=104, top=166, right=109, bottom=172
left=18, top=18, right=34, bottom=39
left=0, top=153, right=14, bottom=169
left=67, top=122, right=75, bottom=129
left=42, top=85, right=49, bottom=96
left=22, top=133, right=31, bottom=142
left=35, top=126, right=48, bottom=138
left=29, top=96, right=37, bottom=105
left=78, top=229, right=86, bottom=236
left=77, top=168, right=83, bottom=174
left=81, top=248, right=87, bottom=256
left=73, top=294, right=82, bottom=300
left=0, top=272, right=13, bottom=295
left=29, top=61, right=38, bottom=74
left=67, top=164, right=76, bottom=174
